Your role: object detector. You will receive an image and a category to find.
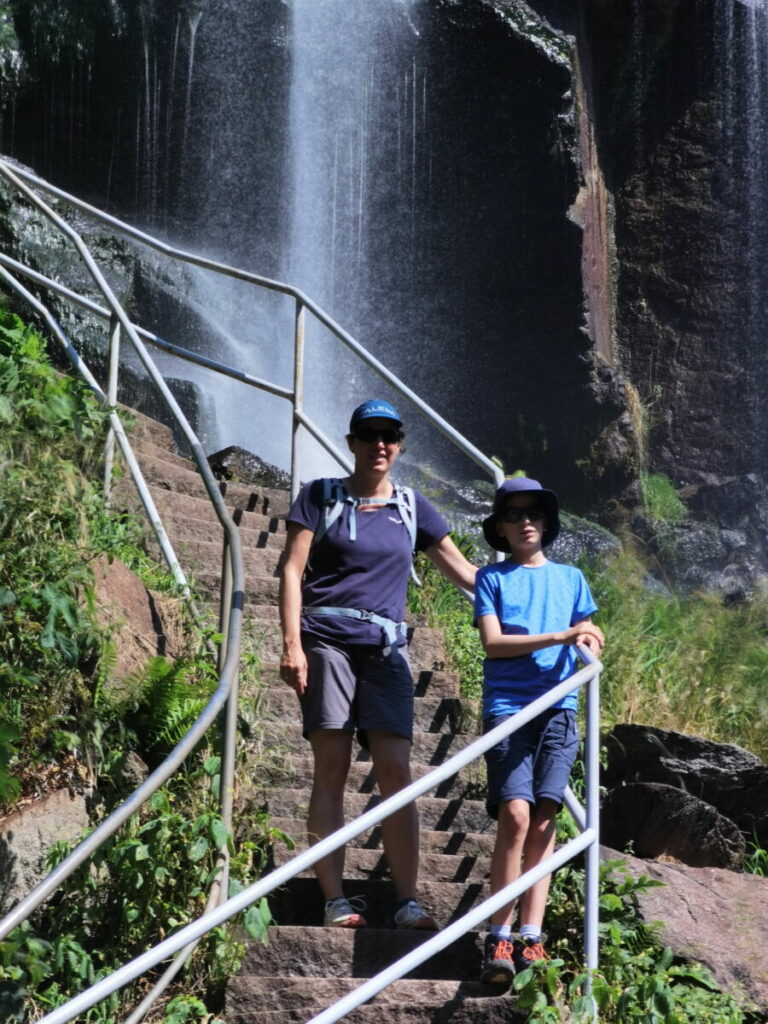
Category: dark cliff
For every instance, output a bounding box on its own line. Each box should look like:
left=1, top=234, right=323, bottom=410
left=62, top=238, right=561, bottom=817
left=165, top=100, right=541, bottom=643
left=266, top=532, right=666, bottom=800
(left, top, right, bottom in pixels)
left=2, top=0, right=768, bottom=593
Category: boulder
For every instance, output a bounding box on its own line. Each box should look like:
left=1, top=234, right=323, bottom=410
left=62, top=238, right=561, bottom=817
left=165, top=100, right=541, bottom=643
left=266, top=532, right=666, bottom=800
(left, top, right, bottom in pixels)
left=606, top=849, right=768, bottom=1017
left=601, top=782, right=745, bottom=869
left=603, top=723, right=768, bottom=847
left=92, top=556, right=187, bottom=692
left=0, top=789, right=89, bottom=917
left=208, top=446, right=290, bottom=489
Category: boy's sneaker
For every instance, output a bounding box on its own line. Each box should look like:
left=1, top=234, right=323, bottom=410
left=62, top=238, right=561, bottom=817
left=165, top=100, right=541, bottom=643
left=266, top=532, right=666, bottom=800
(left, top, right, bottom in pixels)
left=323, top=896, right=367, bottom=928
left=512, top=936, right=549, bottom=973
left=393, top=899, right=438, bottom=930
left=480, top=934, right=516, bottom=986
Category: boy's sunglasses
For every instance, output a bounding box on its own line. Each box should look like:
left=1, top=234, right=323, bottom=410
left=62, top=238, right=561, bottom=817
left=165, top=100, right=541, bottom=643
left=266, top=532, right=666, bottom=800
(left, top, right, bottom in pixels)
left=353, top=427, right=402, bottom=444
left=500, top=506, right=545, bottom=523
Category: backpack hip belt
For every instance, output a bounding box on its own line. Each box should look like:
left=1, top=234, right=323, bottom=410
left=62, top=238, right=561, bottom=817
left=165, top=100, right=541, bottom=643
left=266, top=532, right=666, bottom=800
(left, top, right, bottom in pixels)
left=302, top=605, right=408, bottom=649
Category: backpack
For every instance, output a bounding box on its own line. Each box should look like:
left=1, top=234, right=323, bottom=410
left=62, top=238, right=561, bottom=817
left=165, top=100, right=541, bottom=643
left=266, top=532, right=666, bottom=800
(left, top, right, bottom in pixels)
left=312, top=477, right=420, bottom=584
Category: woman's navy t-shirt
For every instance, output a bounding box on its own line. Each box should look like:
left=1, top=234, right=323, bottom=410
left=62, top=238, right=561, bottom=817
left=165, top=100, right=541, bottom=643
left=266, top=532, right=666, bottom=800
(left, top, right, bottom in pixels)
left=288, top=478, right=450, bottom=646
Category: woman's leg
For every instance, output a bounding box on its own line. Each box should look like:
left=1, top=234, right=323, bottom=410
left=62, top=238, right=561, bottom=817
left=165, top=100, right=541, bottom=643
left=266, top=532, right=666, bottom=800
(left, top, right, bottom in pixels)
left=307, top=728, right=354, bottom=901
left=366, top=729, right=419, bottom=900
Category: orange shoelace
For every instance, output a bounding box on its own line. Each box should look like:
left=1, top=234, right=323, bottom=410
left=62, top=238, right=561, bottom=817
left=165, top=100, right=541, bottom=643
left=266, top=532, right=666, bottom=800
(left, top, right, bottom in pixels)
left=519, top=941, right=549, bottom=963
left=489, top=939, right=515, bottom=961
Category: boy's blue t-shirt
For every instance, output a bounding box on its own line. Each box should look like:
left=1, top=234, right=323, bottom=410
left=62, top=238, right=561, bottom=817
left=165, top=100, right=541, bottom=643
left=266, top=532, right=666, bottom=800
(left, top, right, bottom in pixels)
left=288, top=478, right=449, bottom=646
left=474, top=559, right=598, bottom=718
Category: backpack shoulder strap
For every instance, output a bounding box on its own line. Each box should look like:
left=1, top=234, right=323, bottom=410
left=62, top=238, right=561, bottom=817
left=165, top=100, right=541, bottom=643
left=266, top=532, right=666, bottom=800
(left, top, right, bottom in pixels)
left=395, top=485, right=421, bottom=585
left=312, top=478, right=347, bottom=547
left=395, top=485, right=418, bottom=554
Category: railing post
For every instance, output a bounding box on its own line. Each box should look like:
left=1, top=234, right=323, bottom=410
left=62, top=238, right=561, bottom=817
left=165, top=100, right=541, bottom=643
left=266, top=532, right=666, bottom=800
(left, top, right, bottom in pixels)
left=103, top=314, right=121, bottom=503
left=290, top=299, right=306, bottom=504
left=583, top=661, right=601, bottom=998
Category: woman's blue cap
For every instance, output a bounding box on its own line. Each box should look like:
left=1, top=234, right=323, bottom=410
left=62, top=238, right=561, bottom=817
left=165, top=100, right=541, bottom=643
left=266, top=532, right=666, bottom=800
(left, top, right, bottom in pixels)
left=349, top=399, right=403, bottom=432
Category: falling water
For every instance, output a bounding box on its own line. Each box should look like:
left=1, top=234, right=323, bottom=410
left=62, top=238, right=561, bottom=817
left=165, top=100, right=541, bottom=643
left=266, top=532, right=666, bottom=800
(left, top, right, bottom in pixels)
left=715, top=0, right=768, bottom=334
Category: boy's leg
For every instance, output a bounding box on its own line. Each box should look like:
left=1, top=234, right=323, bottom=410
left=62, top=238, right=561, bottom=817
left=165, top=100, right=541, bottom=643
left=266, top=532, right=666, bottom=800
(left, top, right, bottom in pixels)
left=517, top=796, right=559, bottom=930
left=489, top=797, right=530, bottom=926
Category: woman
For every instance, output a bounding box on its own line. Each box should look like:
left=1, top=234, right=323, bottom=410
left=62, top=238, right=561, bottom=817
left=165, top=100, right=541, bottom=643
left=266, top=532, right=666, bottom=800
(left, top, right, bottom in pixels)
left=279, top=399, right=477, bottom=929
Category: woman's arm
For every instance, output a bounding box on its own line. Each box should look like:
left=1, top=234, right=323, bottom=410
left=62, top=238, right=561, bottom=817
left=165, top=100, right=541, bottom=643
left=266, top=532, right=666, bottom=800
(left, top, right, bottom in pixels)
left=278, top=522, right=314, bottom=695
left=424, top=534, right=477, bottom=593
left=478, top=614, right=605, bottom=659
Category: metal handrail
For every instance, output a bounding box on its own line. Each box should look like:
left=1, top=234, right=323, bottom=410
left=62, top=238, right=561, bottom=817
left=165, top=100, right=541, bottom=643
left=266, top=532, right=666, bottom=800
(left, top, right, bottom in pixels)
left=0, top=162, right=597, bottom=1021
left=1, top=159, right=505, bottom=498
left=0, top=170, right=246, bottom=1016
left=37, top=650, right=602, bottom=1024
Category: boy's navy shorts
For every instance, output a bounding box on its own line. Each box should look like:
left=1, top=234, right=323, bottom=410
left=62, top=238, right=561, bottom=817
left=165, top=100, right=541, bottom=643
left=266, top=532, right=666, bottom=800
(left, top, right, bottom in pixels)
left=300, top=633, right=413, bottom=748
left=483, top=708, right=579, bottom=819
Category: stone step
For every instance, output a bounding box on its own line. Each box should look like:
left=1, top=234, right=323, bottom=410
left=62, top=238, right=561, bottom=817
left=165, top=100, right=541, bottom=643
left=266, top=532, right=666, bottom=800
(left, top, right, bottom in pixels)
left=249, top=791, right=491, bottom=838
left=256, top=689, right=480, bottom=736
left=226, top=1001, right=522, bottom=1024
left=160, top=537, right=284, bottom=579
left=269, top=843, right=490, bottom=885
left=253, top=664, right=462, bottom=700
left=128, top=436, right=200, bottom=473
left=226, top=976, right=523, bottom=1024
left=148, top=486, right=286, bottom=536
left=267, top=877, right=490, bottom=930
left=257, top=723, right=479, bottom=764
left=127, top=449, right=292, bottom=516
left=196, top=571, right=280, bottom=605
left=266, top=822, right=496, bottom=860
left=122, top=406, right=176, bottom=452
left=256, top=756, right=486, bottom=804
left=227, top=977, right=491, bottom=1013
left=237, top=925, right=486, bottom=980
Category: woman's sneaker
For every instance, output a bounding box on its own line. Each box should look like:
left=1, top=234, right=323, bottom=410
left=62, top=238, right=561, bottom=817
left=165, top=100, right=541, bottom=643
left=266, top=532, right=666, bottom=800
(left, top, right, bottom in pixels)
left=512, top=936, right=549, bottom=973
left=323, top=896, right=367, bottom=928
left=480, top=934, right=515, bottom=986
left=393, top=899, right=438, bottom=930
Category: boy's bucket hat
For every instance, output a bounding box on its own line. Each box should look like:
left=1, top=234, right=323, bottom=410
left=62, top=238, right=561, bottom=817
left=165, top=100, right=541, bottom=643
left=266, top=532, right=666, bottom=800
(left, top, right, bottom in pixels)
left=482, top=477, right=560, bottom=551
left=349, top=399, right=403, bottom=432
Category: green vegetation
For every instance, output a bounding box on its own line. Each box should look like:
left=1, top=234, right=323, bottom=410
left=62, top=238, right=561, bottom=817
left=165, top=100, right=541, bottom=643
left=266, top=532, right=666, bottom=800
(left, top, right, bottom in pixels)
left=0, top=305, right=275, bottom=1021
left=409, top=533, right=484, bottom=699
left=590, top=553, right=768, bottom=760
left=640, top=472, right=687, bottom=525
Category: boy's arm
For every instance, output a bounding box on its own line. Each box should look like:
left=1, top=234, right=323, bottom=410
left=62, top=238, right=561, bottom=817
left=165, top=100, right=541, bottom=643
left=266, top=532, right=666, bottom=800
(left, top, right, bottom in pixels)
left=478, top=613, right=605, bottom=658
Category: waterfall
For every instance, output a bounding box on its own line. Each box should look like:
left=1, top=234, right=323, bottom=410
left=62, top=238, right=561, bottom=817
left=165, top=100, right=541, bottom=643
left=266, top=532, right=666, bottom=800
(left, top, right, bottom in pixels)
left=714, top=0, right=768, bottom=364
left=3, top=0, right=584, bottom=487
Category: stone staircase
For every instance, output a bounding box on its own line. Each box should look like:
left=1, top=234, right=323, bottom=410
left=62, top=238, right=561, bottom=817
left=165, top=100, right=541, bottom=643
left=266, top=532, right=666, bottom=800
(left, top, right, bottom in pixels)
left=116, top=412, right=524, bottom=1024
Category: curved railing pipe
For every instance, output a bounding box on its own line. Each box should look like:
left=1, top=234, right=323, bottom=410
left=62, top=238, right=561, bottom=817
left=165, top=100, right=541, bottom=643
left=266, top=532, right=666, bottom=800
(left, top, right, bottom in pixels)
left=36, top=651, right=601, bottom=1024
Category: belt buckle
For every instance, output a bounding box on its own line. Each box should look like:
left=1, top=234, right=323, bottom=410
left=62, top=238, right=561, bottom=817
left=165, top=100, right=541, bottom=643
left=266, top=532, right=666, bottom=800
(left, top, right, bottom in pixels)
left=358, top=610, right=375, bottom=623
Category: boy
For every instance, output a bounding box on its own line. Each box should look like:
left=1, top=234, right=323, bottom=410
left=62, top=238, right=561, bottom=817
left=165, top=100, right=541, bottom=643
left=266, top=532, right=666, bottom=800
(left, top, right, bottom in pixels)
left=474, top=477, right=604, bottom=985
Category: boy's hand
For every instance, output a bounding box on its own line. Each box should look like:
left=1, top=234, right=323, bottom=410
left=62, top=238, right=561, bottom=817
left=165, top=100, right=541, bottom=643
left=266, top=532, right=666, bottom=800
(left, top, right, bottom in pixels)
left=568, top=620, right=605, bottom=652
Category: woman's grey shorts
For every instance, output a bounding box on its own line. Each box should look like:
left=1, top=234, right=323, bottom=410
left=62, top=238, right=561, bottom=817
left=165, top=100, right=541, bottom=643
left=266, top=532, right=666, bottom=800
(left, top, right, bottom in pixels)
left=300, top=633, right=414, bottom=748
left=483, top=708, right=579, bottom=819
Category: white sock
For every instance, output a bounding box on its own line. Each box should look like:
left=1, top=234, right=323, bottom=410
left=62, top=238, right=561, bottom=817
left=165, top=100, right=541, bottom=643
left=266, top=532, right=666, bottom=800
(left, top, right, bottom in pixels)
left=519, top=924, right=541, bottom=943
left=490, top=924, right=512, bottom=940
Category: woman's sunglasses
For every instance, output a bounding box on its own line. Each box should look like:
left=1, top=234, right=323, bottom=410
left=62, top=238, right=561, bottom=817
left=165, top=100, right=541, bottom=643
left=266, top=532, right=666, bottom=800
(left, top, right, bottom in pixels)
left=353, top=427, right=402, bottom=444
left=500, top=506, right=545, bottom=523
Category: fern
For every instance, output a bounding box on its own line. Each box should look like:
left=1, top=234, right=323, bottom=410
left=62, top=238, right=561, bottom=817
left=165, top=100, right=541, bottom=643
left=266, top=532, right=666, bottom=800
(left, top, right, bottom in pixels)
left=129, top=656, right=216, bottom=756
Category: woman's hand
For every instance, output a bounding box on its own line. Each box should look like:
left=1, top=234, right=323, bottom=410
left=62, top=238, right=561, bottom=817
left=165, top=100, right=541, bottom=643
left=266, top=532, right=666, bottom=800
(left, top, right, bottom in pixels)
left=280, top=641, right=308, bottom=695
left=278, top=523, right=314, bottom=696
